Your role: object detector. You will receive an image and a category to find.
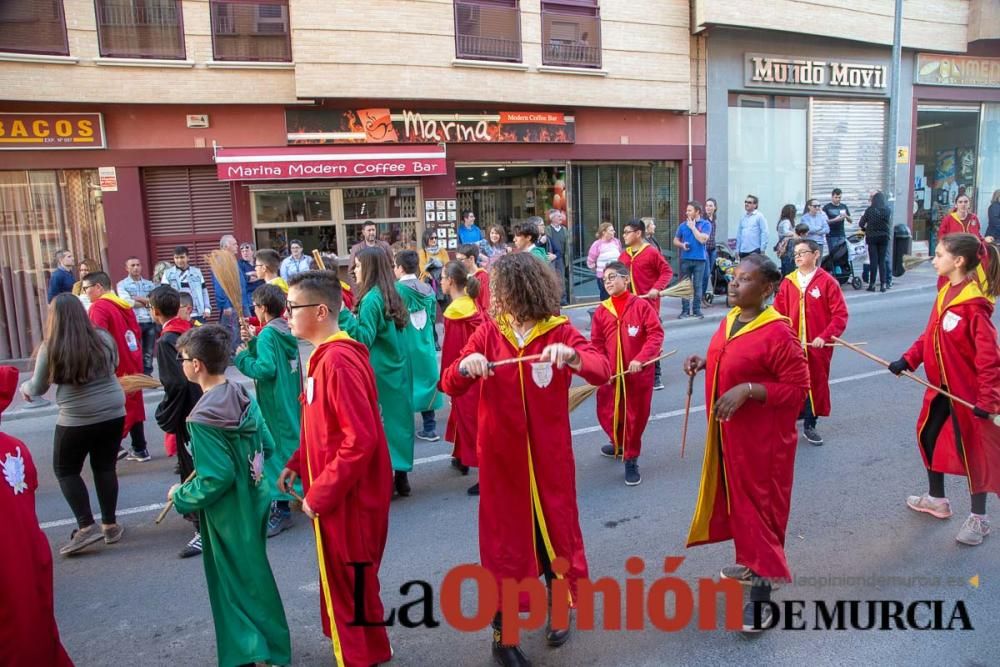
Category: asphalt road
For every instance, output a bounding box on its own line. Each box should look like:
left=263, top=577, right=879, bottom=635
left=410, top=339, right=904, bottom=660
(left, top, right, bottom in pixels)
left=8, top=265, right=999, bottom=666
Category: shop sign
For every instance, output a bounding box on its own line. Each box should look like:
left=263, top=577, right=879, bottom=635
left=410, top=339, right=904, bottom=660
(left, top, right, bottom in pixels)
left=214, top=146, right=448, bottom=181
left=745, top=54, right=888, bottom=93
left=915, top=54, right=1000, bottom=88
left=286, top=108, right=575, bottom=145
left=0, top=113, right=105, bottom=150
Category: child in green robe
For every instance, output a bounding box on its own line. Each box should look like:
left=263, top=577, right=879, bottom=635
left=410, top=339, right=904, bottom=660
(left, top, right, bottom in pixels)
left=169, top=324, right=292, bottom=667
left=236, top=283, right=302, bottom=538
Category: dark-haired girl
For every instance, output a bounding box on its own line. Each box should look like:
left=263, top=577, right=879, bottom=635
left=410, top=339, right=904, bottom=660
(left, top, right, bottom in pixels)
left=341, top=247, right=416, bottom=496
left=683, top=255, right=810, bottom=633
left=889, top=233, right=1000, bottom=546
left=21, top=294, right=126, bottom=556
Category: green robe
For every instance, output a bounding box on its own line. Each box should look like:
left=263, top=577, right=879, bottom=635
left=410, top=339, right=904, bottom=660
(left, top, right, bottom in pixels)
left=339, top=287, right=416, bottom=471
left=173, top=382, right=291, bottom=667
left=233, top=317, right=303, bottom=502
left=396, top=279, right=444, bottom=413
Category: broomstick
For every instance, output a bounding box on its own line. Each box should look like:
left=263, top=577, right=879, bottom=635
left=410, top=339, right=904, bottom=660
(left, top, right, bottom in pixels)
left=680, top=372, right=695, bottom=458
left=903, top=255, right=932, bottom=271
left=155, top=470, right=196, bottom=524
left=118, top=374, right=161, bottom=393
left=802, top=341, right=868, bottom=349
left=205, top=249, right=246, bottom=324
left=312, top=249, right=327, bottom=271
left=458, top=354, right=543, bottom=376
left=832, top=336, right=1000, bottom=426
left=563, top=278, right=695, bottom=311
left=567, top=349, right=677, bottom=412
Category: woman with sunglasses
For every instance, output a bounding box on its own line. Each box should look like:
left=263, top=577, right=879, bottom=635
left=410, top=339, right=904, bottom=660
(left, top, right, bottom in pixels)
left=800, top=199, right=831, bottom=257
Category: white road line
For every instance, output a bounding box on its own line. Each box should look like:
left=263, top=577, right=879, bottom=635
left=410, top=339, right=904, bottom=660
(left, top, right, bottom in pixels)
left=36, top=368, right=896, bottom=531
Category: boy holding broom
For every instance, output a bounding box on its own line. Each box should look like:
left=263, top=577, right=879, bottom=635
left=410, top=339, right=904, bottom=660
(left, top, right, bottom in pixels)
left=278, top=271, right=394, bottom=666
left=168, top=325, right=291, bottom=667
left=236, top=283, right=302, bottom=538
left=590, top=261, right=664, bottom=486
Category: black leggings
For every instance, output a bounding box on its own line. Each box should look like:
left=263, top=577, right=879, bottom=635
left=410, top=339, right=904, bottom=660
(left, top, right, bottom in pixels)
left=921, top=395, right=987, bottom=514
left=53, top=417, right=125, bottom=528
left=867, top=239, right=889, bottom=287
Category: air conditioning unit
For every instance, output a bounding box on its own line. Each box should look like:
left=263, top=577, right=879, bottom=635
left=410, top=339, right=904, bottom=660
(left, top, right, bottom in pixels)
left=186, top=114, right=210, bottom=129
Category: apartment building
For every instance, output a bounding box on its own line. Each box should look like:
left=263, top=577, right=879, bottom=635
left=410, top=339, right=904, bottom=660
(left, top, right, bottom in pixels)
left=0, top=0, right=704, bottom=361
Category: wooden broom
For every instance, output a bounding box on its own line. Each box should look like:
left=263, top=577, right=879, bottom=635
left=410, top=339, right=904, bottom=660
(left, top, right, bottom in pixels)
left=205, top=249, right=246, bottom=323
left=568, top=349, right=677, bottom=412
left=564, top=279, right=695, bottom=311
left=903, top=255, right=931, bottom=271
left=118, top=374, right=161, bottom=393
left=312, top=249, right=327, bottom=271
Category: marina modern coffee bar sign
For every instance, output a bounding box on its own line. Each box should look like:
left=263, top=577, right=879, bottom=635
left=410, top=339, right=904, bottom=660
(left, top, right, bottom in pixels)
left=745, top=53, right=889, bottom=93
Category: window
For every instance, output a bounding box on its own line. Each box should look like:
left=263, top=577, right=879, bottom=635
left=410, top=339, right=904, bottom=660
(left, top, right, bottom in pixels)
left=210, top=0, right=291, bottom=61
left=95, top=0, right=185, bottom=59
left=454, top=0, right=521, bottom=63
left=541, top=0, right=601, bottom=68
left=0, top=1, right=69, bottom=56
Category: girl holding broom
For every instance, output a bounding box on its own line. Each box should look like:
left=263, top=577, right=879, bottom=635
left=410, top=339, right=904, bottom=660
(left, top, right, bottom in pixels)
left=340, top=247, right=416, bottom=496
left=888, top=233, right=1000, bottom=546
left=440, top=252, right=610, bottom=666
left=439, top=260, right=483, bottom=495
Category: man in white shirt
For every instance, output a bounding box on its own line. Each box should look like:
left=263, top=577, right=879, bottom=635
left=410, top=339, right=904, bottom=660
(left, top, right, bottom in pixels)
left=735, top=194, right=768, bottom=259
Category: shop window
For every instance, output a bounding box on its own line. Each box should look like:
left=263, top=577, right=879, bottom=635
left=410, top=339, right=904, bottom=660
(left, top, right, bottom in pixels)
left=541, top=0, right=600, bottom=69
left=210, top=0, right=291, bottom=62
left=0, top=0, right=69, bottom=56
left=95, top=0, right=185, bottom=59
left=454, top=0, right=522, bottom=63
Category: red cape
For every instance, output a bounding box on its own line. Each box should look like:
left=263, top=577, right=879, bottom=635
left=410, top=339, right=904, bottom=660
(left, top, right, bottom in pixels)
left=903, top=280, right=1000, bottom=495
left=591, top=293, right=664, bottom=460
left=472, top=267, right=491, bottom=314
left=686, top=308, right=810, bottom=580
left=619, top=244, right=672, bottom=315
left=441, top=316, right=610, bottom=610
left=340, top=280, right=355, bottom=312
left=439, top=296, right=484, bottom=467
left=286, top=333, right=392, bottom=666
left=772, top=268, right=848, bottom=417
left=89, top=294, right=145, bottom=435
left=936, top=213, right=984, bottom=289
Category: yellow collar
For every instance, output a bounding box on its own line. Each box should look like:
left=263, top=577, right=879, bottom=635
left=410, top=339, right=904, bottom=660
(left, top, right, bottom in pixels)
left=626, top=243, right=650, bottom=258
left=936, top=279, right=989, bottom=313
left=444, top=295, right=478, bottom=320
left=724, top=306, right=789, bottom=340
left=99, top=292, right=132, bottom=310
left=498, top=314, right=567, bottom=349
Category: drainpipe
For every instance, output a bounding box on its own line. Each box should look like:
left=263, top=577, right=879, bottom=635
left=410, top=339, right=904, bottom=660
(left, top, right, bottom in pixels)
left=688, top=113, right=694, bottom=200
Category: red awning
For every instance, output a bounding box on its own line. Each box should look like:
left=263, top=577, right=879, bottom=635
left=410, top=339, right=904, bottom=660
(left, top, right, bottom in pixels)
left=214, top=144, right=447, bottom=181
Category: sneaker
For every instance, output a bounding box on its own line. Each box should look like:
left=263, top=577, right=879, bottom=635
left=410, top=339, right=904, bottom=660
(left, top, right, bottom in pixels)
left=116, top=447, right=128, bottom=461
left=179, top=532, right=203, bottom=559
left=692, top=313, right=705, bottom=320
left=394, top=471, right=411, bottom=497
left=266, top=508, right=293, bottom=538
left=803, top=426, right=824, bottom=446
left=906, top=493, right=953, bottom=519
left=126, top=448, right=151, bottom=462
left=467, top=482, right=480, bottom=496
left=59, top=525, right=104, bottom=556
left=720, top=564, right=753, bottom=585
left=956, top=514, right=991, bottom=546
left=677, top=313, right=691, bottom=320
left=741, top=600, right=775, bottom=633
left=600, top=444, right=617, bottom=458
left=624, top=459, right=641, bottom=486
left=416, top=430, right=440, bottom=442
left=102, top=523, right=124, bottom=545
left=653, top=379, right=665, bottom=391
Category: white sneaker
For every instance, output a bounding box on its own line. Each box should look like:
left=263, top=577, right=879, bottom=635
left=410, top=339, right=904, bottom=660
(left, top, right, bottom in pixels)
left=906, top=493, right=953, bottom=519
left=956, top=514, right=991, bottom=546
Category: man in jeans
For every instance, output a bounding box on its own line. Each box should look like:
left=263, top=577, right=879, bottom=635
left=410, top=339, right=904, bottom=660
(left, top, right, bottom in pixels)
left=162, top=245, right=211, bottom=324
left=213, top=234, right=251, bottom=357
left=116, top=257, right=157, bottom=375
left=735, top=194, right=768, bottom=259
left=673, top=201, right=711, bottom=320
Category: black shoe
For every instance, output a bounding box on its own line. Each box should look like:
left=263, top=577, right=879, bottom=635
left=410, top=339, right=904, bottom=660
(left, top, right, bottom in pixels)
left=467, top=482, right=479, bottom=496
left=624, top=459, right=641, bottom=486
left=866, top=285, right=876, bottom=292
left=450, top=457, right=470, bottom=475
left=653, top=378, right=665, bottom=391
left=720, top=564, right=753, bottom=585
left=803, top=426, right=824, bottom=446
left=545, top=606, right=571, bottom=647
left=880, top=285, right=887, bottom=293
left=742, top=600, right=775, bottom=633
left=179, top=532, right=202, bottom=559
left=600, top=444, right=617, bottom=458
left=492, top=617, right=532, bottom=666
left=394, top=471, right=411, bottom=497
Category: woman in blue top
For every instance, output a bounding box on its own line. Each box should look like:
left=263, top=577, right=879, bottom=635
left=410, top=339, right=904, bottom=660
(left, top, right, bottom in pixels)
left=673, top=201, right=711, bottom=319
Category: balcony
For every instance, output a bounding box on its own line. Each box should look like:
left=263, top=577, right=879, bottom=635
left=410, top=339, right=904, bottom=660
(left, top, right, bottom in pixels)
left=454, top=1, right=522, bottom=63
left=541, top=8, right=601, bottom=69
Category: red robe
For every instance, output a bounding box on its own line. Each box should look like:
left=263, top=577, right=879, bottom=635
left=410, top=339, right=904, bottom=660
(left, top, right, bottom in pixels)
left=687, top=308, right=810, bottom=580
left=340, top=280, right=355, bottom=312
left=591, top=293, right=664, bottom=460
left=440, top=316, right=610, bottom=610
left=772, top=268, right=848, bottom=417
left=440, top=296, right=484, bottom=468
left=472, top=267, right=491, bottom=314
left=89, top=292, right=145, bottom=436
left=620, top=243, right=672, bottom=316
left=285, top=333, right=393, bottom=667
left=936, top=212, right=984, bottom=290
left=902, top=279, right=1000, bottom=495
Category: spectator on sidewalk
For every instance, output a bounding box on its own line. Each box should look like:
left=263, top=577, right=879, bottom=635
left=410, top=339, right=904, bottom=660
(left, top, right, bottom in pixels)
left=481, top=224, right=510, bottom=269
left=457, top=209, right=483, bottom=245
left=587, top=222, right=623, bottom=300
left=213, top=235, right=251, bottom=356
left=859, top=191, right=892, bottom=292
left=823, top=188, right=852, bottom=255
left=776, top=204, right=799, bottom=275
left=47, top=249, right=76, bottom=303
left=987, top=189, right=1000, bottom=243
left=279, top=240, right=313, bottom=283
left=548, top=209, right=569, bottom=304
left=736, top=195, right=768, bottom=259
left=348, top=222, right=392, bottom=281
left=240, top=242, right=265, bottom=295
left=162, top=246, right=211, bottom=324
left=703, top=199, right=720, bottom=302
left=20, top=294, right=126, bottom=556
left=801, top=199, right=831, bottom=255
left=116, top=257, right=157, bottom=376
left=673, top=201, right=711, bottom=320
left=72, top=258, right=100, bottom=312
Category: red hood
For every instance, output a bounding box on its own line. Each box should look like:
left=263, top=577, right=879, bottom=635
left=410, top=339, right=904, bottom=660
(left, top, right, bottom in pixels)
left=161, top=318, right=193, bottom=336
left=310, top=334, right=369, bottom=371
left=0, top=365, right=17, bottom=417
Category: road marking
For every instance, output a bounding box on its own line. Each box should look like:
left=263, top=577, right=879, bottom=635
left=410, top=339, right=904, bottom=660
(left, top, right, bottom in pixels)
left=35, top=367, right=896, bottom=531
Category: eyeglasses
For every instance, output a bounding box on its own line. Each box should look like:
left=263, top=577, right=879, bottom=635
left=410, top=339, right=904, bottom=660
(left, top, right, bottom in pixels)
left=810, top=204, right=822, bottom=208
left=176, top=354, right=195, bottom=363
left=744, top=200, right=755, bottom=205
left=603, top=273, right=625, bottom=282
left=793, top=250, right=818, bottom=257
left=286, top=301, right=323, bottom=313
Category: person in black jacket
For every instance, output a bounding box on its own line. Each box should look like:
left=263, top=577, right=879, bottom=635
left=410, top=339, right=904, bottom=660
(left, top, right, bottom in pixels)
left=149, top=286, right=204, bottom=558
left=986, top=189, right=1000, bottom=243
left=859, top=191, right=892, bottom=292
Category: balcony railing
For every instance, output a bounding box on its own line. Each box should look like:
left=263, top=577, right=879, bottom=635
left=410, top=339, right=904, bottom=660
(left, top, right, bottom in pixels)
left=454, top=1, right=522, bottom=63
left=541, top=9, right=601, bottom=68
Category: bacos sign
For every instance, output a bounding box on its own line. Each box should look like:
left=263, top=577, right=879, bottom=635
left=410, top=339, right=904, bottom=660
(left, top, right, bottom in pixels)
left=745, top=54, right=888, bottom=93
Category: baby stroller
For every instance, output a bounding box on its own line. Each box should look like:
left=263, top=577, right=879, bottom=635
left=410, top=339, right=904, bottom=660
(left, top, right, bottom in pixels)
left=706, top=245, right=737, bottom=306
left=821, top=234, right=865, bottom=290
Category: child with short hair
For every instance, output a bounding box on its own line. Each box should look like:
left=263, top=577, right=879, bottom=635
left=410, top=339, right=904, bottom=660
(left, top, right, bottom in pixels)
left=456, top=243, right=491, bottom=312
left=169, top=324, right=291, bottom=667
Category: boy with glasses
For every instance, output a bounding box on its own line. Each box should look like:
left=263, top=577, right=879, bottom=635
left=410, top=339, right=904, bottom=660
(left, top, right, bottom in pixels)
left=254, top=248, right=288, bottom=293
left=619, top=219, right=672, bottom=389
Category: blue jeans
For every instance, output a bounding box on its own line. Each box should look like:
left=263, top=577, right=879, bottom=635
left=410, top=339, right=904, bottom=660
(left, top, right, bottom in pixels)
left=680, top=259, right=706, bottom=315
left=420, top=410, right=436, bottom=434
left=219, top=309, right=241, bottom=357
left=702, top=248, right=716, bottom=296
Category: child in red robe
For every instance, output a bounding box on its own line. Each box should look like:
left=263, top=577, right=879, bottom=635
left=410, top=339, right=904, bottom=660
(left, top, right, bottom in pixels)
left=0, top=365, right=75, bottom=666
left=684, top=255, right=810, bottom=633
left=590, top=260, right=664, bottom=486
left=772, top=238, right=848, bottom=446
left=441, top=252, right=610, bottom=666
left=457, top=243, right=491, bottom=313
left=278, top=271, right=393, bottom=666
left=619, top=219, right=672, bottom=389
left=83, top=271, right=149, bottom=461
left=440, top=260, right=485, bottom=495
left=888, top=233, right=1000, bottom=546
left=935, top=194, right=983, bottom=290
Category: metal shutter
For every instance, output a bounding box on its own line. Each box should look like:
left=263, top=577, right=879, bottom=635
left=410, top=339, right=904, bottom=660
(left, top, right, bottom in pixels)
left=809, top=99, right=887, bottom=218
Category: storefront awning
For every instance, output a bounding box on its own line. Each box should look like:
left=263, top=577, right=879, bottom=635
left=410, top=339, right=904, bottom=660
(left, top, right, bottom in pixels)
left=214, top=144, right=447, bottom=181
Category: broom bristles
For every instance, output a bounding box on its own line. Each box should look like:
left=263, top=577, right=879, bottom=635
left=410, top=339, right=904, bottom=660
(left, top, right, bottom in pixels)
left=568, top=384, right=600, bottom=412
left=119, top=374, right=161, bottom=394
left=903, top=255, right=931, bottom=271
left=205, top=249, right=245, bottom=320
left=661, top=278, right=694, bottom=299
